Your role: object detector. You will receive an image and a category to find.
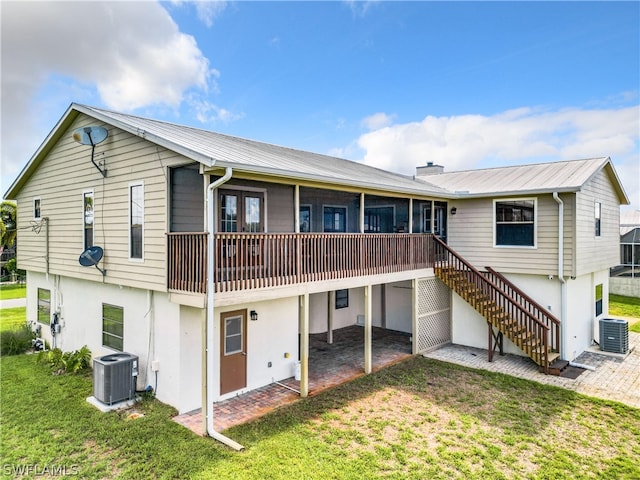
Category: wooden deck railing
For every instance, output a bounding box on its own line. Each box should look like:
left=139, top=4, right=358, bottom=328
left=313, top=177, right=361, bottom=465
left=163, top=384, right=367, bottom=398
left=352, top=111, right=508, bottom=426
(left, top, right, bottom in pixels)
left=167, top=232, right=435, bottom=294
left=432, top=236, right=555, bottom=370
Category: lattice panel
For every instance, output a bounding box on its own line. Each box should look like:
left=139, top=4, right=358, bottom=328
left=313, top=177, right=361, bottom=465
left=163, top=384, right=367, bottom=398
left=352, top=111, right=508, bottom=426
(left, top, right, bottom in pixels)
left=417, top=278, right=450, bottom=315
left=416, top=278, right=451, bottom=353
left=417, top=311, right=452, bottom=353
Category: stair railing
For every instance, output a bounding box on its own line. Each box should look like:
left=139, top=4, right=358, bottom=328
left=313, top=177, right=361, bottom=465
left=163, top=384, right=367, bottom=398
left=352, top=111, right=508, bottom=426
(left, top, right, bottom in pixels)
left=483, top=267, right=561, bottom=356
left=432, top=236, right=552, bottom=370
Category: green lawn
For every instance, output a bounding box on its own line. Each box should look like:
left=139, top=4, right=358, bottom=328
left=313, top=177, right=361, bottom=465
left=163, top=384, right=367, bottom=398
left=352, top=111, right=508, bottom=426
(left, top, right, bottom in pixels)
left=0, top=283, right=26, bottom=300
left=609, top=294, right=640, bottom=332
left=1, top=354, right=639, bottom=479
left=0, top=307, right=26, bottom=332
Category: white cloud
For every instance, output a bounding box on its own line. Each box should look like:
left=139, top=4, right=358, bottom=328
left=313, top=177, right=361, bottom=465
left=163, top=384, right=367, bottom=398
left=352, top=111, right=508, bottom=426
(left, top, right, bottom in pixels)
left=356, top=105, right=640, bottom=208
left=170, top=0, right=228, bottom=27
left=191, top=99, right=245, bottom=124
left=361, top=112, right=395, bottom=131
left=0, top=1, right=226, bottom=195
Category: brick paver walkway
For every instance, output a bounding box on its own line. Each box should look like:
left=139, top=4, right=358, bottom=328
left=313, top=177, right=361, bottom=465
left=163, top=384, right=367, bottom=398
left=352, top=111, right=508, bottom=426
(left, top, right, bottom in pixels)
left=424, top=331, right=640, bottom=408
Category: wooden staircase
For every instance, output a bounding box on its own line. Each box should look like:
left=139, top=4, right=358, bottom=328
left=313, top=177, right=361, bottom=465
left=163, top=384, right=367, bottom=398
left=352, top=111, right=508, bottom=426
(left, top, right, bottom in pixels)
left=432, top=237, right=561, bottom=373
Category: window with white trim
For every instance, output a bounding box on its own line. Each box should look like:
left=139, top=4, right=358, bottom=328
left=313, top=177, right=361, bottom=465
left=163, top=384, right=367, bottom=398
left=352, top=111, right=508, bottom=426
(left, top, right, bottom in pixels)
left=102, top=303, right=124, bottom=351
left=33, top=198, right=41, bottom=220
left=129, top=182, right=144, bottom=259
left=83, top=191, right=94, bottom=249
left=495, top=199, right=536, bottom=247
left=37, top=288, right=50, bottom=325
left=595, top=202, right=602, bottom=237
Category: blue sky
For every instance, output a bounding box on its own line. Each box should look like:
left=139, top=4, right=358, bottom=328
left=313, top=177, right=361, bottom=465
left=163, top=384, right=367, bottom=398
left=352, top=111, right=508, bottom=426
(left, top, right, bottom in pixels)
left=2, top=1, right=639, bottom=208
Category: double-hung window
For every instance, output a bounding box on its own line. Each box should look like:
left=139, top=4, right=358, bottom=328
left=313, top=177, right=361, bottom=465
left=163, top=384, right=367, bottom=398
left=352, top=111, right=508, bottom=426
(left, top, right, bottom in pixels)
left=495, top=199, right=536, bottom=247
left=129, top=182, right=144, bottom=260
left=83, top=191, right=94, bottom=249
left=102, top=304, right=124, bottom=351
left=37, top=288, right=51, bottom=325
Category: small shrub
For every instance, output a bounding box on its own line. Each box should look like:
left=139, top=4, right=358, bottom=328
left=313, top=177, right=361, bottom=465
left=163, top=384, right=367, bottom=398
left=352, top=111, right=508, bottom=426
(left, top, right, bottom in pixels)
left=0, top=324, right=35, bottom=355
left=37, top=346, right=92, bottom=374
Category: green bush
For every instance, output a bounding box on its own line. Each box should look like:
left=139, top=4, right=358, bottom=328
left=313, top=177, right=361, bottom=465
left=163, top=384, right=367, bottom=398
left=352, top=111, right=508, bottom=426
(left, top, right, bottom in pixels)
left=38, top=345, right=92, bottom=374
left=0, top=324, right=34, bottom=355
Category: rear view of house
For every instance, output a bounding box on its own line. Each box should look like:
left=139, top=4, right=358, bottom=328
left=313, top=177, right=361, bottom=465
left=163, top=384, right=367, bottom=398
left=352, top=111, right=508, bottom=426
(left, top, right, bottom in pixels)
left=4, top=104, right=629, bottom=437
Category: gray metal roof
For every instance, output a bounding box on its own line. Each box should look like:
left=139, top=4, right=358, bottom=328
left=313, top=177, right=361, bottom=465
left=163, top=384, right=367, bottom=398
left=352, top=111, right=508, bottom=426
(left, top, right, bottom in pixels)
left=4, top=103, right=630, bottom=206
left=419, top=157, right=629, bottom=203
left=75, top=104, right=450, bottom=197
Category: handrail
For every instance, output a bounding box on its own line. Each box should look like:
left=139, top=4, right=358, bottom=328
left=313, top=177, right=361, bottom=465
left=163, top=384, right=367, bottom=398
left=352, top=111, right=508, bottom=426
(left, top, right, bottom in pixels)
left=432, top=236, right=552, bottom=370
left=432, top=237, right=550, bottom=332
left=484, top=267, right=561, bottom=327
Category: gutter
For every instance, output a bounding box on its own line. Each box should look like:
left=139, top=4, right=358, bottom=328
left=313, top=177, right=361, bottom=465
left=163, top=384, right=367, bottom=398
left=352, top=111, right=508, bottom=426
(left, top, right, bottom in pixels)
left=552, top=192, right=568, bottom=361
left=205, top=167, right=244, bottom=451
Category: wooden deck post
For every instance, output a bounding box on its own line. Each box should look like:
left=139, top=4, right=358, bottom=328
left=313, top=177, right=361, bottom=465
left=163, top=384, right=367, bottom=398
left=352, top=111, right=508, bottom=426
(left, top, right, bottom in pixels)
left=300, top=293, right=309, bottom=397
left=364, top=285, right=372, bottom=374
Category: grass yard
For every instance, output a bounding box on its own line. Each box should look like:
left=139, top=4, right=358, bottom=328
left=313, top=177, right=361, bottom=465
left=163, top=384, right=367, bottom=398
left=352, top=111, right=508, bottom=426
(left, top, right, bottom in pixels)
left=1, top=354, right=639, bottom=479
left=0, top=306, right=26, bottom=331
left=0, top=283, right=26, bottom=300
left=609, top=294, right=640, bottom=333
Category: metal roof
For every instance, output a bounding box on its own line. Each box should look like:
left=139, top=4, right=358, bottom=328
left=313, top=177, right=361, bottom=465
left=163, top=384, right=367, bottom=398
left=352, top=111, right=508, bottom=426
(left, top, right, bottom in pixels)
left=621, top=209, right=640, bottom=236
left=4, top=103, right=630, bottom=206
left=419, top=157, right=629, bottom=203
left=74, top=104, right=450, bottom=197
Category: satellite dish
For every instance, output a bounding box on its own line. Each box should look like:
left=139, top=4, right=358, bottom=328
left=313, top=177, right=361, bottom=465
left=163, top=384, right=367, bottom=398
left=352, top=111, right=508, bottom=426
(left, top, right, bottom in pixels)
left=72, top=126, right=108, bottom=146
left=79, top=246, right=106, bottom=276
left=72, top=126, right=108, bottom=177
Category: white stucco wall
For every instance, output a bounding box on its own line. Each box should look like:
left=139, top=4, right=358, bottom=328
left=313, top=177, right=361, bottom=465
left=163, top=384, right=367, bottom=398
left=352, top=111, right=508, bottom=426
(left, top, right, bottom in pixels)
left=214, top=296, right=299, bottom=401
left=385, top=281, right=413, bottom=333
left=25, top=272, right=190, bottom=411
left=450, top=271, right=605, bottom=361
left=308, top=288, right=368, bottom=334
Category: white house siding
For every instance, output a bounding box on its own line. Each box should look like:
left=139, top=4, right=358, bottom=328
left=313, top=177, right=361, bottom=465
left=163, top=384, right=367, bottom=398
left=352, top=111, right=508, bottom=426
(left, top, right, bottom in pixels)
left=214, top=297, right=299, bottom=401
left=15, top=113, right=192, bottom=292
left=574, top=169, right=621, bottom=277
left=448, top=193, right=574, bottom=275
left=25, top=271, right=196, bottom=412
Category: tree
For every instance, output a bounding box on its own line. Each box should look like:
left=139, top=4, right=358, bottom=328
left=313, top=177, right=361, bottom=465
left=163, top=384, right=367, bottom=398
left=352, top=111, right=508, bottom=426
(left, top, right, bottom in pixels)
left=0, top=199, right=17, bottom=253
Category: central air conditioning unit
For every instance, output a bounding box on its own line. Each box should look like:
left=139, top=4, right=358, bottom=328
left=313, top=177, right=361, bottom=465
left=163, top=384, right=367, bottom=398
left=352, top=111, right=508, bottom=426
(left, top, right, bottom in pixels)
left=599, top=318, right=629, bottom=354
left=93, top=353, right=138, bottom=405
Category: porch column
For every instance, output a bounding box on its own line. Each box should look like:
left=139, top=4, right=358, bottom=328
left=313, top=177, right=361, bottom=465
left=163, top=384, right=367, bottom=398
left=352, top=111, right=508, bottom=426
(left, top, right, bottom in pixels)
left=327, top=291, right=334, bottom=344
left=412, top=278, right=418, bottom=355
left=364, top=284, right=372, bottom=374
left=300, top=293, right=310, bottom=397
left=294, top=184, right=300, bottom=233
left=409, top=198, right=413, bottom=233
left=359, top=193, right=365, bottom=233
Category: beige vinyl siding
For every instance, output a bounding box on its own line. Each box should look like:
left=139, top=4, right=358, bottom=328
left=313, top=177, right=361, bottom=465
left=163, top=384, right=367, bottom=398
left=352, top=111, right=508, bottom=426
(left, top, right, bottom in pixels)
left=574, top=169, right=620, bottom=276
left=448, top=193, right=574, bottom=275
left=14, top=114, right=193, bottom=292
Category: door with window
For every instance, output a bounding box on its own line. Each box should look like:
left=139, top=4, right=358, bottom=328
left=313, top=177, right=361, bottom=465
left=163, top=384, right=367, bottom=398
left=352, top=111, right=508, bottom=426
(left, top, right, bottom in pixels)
left=219, top=189, right=265, bottom=271
left=220, top=310, right=247, bottom=395
left=219, top=190, right=264, bottom=233
left=422, top=201, right=447, bottom=241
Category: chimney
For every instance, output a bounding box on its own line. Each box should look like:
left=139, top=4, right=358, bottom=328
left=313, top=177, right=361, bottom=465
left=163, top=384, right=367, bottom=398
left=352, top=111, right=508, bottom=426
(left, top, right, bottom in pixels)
left=416, top=162, right=444, bottom=176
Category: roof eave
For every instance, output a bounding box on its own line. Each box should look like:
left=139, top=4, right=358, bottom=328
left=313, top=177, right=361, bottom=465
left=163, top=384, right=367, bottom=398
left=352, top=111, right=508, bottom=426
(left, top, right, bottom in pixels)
left=74, top=104, right=217, bottom=168
left=4, top=105, right=80, bottom=199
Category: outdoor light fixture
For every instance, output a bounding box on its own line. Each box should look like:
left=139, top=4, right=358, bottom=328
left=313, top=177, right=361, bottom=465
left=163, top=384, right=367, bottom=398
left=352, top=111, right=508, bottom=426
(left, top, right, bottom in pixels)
left=250, top=310, right=258, bottom=321
left=450, top=207, right=457, bottom=215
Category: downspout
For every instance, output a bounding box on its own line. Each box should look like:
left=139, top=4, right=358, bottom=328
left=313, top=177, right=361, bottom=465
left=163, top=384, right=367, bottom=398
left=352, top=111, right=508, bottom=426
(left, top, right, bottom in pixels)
left=553, top=192, right=567, bottom=361
left=205, top=167, right=244, bottom=451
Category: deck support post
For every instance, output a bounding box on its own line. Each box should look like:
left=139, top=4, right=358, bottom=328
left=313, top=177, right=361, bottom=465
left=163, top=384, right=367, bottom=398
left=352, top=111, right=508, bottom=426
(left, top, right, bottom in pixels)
left=364, top=284, right=372, bottom=374
left=300, top=293, right=309, bottom=397
left=488, top=323, right=503, bottom=362
left=327, top=291, right=334, bottom=344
